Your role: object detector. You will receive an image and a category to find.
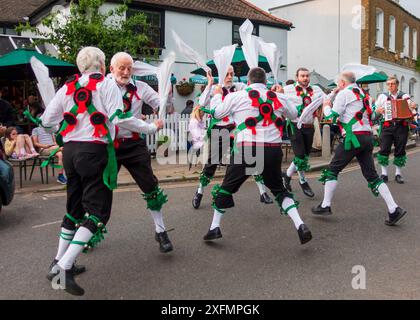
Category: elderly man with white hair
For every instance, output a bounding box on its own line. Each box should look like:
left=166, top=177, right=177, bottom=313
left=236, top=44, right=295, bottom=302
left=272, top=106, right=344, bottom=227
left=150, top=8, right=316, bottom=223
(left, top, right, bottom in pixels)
left=312, top=71, right=407, bottom=227
left=108, top=52, right=173, bottom=254
left=42, top=47, right=158, bottom=296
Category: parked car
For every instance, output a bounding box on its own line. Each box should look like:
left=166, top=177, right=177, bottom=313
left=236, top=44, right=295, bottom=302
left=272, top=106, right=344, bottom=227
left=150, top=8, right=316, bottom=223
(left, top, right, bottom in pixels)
left=0, top=147, right=15, bottom=213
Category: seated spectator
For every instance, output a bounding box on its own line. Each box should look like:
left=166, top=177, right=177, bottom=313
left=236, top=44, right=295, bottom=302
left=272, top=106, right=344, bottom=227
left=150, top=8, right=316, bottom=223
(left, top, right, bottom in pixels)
left=4, top=127, right=39, bottom=160
left=32, top=126, right=67, bottom=185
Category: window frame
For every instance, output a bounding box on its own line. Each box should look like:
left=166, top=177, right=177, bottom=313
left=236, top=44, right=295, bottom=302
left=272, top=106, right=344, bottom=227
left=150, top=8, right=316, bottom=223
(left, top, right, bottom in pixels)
left=232, top=20, right=259, bottom=46
left=375, top=8, right=384, bottom=48
left=389, top=15, right=396, bottom=53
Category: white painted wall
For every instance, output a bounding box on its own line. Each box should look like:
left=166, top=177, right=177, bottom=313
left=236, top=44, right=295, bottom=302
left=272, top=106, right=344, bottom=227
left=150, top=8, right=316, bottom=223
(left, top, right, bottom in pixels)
left=270, top=0, right=361, bottom=81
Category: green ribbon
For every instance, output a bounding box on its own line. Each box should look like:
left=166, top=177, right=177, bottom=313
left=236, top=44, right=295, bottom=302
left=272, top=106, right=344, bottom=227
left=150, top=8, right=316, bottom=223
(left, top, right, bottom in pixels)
left=319, top=169, right=338, bottom=184
left=41, top=146, right=63, bottom=169
left=368, top=178, right=384, bottom=197
left=393, top=155, right=407, bottom=168
left=211, top=184, right=232, bottom=214
left=142, top=186, right=168, bottom=211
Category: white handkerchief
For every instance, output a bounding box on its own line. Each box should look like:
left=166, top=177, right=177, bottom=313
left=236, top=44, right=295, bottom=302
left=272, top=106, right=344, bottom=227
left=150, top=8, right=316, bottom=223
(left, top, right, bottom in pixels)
left=30, top=56, right=56, bottom=108
left=258, top=38, right=282, bottom=83
left=239, top=19, right=259, bottom=69
left=157, top=52, right=176, bottom=118
left=213, top=44, right=237, bottom=86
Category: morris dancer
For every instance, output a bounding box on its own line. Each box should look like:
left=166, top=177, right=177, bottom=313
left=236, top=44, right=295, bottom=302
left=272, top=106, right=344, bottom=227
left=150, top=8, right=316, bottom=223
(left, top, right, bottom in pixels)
left=192, top=66, right=273, bottom=209
left=202, top=67, right=312, bottom=245
left=283, top=68, right=326, bottom=198
left=312, top=71, right=407, bottom=226
left=374, top=76, right=416, bottom=184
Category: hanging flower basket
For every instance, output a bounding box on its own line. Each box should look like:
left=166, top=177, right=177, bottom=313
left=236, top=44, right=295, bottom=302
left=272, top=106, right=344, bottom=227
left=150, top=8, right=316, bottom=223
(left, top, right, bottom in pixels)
left=175, top=79, right=194, bottom=96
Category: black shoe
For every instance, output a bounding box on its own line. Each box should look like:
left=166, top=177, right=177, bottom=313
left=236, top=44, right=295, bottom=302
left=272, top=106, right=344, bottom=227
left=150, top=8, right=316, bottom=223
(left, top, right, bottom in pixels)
left=300, top=181, right=315, bottom=198
left=260, top=192, right=273, bottom=204
left=380, top=175, right=388, bottom=183
left=203, top=227, right=222, bottom=241
left=395, top=175, right=404, bottom=184
left=62, top=269, right=85, bottom=296
left=311, top=203, right=332, bottom=216
left=47, top=260, right=86, bottom=281
left=283, top=173, right=292, bottom=192
left=385, top=207, right=407, bottom=226
left=155, top=231, right=173, bottom=253
left=192, top=192, right=203, bottom=209
left=297, top=224, right=312, bottom=245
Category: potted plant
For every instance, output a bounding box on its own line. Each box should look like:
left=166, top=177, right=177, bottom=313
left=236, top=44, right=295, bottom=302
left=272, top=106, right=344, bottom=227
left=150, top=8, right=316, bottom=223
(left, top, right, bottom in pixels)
left=175, top=78, right=194, bottom=96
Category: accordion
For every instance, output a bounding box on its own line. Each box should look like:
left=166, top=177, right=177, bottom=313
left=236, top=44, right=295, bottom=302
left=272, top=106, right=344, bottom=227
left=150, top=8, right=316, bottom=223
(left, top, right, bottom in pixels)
left=384, top=99, right=412, bottom=121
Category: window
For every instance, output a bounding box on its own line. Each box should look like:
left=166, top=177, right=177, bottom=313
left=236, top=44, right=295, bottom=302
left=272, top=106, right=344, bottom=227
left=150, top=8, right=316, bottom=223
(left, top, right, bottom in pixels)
left=389, top=16, right=396, bottom=52
left=1, top=27, right=18, bottom=35
left=375, top=9, right=384, bottom=47
left=11, top=37, right=32, bottom=49
left=403, top=24, right=410, bottom=56
left=232, top=21, right=259, bottom=46
left=127, top=8, right=164, bottom=49
left=409, top=78, right=416, bottom=97
left=401, top=76, right=405, bottom=91
left=413, top=29, right=418, bottom=59
left=0, top=36, right=15, bottom=55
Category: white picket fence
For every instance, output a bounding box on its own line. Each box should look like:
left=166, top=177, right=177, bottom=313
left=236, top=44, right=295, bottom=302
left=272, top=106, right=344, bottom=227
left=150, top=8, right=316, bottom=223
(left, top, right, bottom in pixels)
left=143, top=114, right=210, bottom=153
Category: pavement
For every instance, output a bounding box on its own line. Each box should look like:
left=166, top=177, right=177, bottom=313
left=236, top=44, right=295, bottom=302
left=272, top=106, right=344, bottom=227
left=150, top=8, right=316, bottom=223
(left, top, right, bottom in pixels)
left=10, top=138, right=418, bottom=194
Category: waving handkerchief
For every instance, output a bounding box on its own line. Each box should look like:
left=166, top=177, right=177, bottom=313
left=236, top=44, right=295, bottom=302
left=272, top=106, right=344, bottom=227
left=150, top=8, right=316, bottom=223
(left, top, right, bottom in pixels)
left=213, top=44, right=237, bottom=86
left=239, top=19, right=259, bottom=69
left=297, top=96, right=324, bottom=129
left=258, top=38, right=282, bottom=83
left=172, top=30, right=210, bottom=73
left=157, top=52, right=176, bottom=118
left=30, top=56, right=56, bottom=108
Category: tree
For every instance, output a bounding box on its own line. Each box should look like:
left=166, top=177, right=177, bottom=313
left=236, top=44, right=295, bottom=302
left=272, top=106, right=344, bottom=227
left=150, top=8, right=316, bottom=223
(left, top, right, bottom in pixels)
left=17, top=0, right=156, bottom=65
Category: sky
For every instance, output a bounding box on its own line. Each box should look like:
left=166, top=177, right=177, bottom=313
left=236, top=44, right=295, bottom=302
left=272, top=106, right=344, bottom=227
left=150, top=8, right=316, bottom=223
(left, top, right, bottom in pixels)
left=248, top=0, right=420, bottom=17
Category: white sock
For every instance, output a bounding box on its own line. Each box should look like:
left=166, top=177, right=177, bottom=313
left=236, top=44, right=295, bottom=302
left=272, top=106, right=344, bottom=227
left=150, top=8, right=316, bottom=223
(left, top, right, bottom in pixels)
left=378, top=183, right=398, bottom=214
left=55, top=228, right=75, bottom=261
left=381, top=165, right=388, bottom=176
left=322, top=180, right=338, bottom=208
left=297, top=171, right=307, bottom=184
left=287, top=162, right=296, bottom=177
left=255, top=180, right=266, bottom=195
left=58, top=227, right=93, bottom=270
left=149, top=210, right=166, bottom=233
left=282, top=197, right=304, bottom=230
left=395, top=166, right=402, bottom=176
left=198, top=183, right=204, bottom=194
left=210, top=209, right=224, bottom=230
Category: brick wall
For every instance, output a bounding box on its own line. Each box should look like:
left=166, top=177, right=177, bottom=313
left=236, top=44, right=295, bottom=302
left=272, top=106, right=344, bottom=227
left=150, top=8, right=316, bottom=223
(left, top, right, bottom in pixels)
left=361, top=0, right=420, bottom=70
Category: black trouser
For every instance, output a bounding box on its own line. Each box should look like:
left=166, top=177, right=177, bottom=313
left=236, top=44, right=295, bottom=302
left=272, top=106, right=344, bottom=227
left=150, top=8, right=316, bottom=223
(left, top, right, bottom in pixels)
left=62, top=142, right=113, bottom=234
left=329, top=134, right=379, bottom=182
left=287, top=124, right=314, bottom=158
left=115, top=138, right=158, bottom=194
left=214, top=144, right=293, bottom=209
left=379, top=122, right=409, bottom=159
left=202, top=124, right=235, bottom=178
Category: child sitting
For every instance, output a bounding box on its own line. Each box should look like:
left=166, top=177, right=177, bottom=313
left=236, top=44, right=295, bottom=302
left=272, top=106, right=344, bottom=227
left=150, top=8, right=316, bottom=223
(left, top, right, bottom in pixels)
left=4, top=127, right=39, bottom=160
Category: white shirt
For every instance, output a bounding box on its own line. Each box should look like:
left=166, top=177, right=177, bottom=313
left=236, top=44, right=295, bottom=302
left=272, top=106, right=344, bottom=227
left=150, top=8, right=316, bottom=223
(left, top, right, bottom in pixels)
left=113, top=78, right=159, bottom=138
left=199, top=82, right=247, bottom=127
left=213, top=83, right=298, bottom=144
left=283, top=83, right=327, bottom=124
left=324, top=83, right=372, bottom=134
left=41, top=73, right=153, bottom=143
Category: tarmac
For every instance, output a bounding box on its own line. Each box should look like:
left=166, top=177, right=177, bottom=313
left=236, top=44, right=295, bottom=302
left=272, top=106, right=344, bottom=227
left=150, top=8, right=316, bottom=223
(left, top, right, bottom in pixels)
left=11, top=138, right=418, bottom=194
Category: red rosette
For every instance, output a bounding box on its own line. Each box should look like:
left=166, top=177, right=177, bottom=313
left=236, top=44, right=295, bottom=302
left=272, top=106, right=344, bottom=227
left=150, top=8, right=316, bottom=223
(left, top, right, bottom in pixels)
left=90, top=112, right=108, bottom=138
left=274, top=117, right=284, bottom=136
left=123, top=98, right=131, bottom=113
left=85, top=73, right=104, bottom=91
left=352, top=88, right=361, bottom=100
left=245, top=117, right=258, bottom=135
left=65, top=74, right=80, bottom=95
left=295, top=86, right=303, bottom=96
left=303, top=96, right=312, bottom=107
left=259, top=103, right=274, bottom=127
left=126, top=83, right=140, bottom=101
left=248, top=90, right=261, bottom=107
left=61, top=112, right=78, bottom=137
left=383, top=121, right=391, bottom=128
left=267, top=91, right=282, bottom=110
left=74, top=88, right=92, bottom=114
left=355, top=111, right=364, bottom=125
left=306, top=86, right=314, bottom=96
left=222, top=116, right=230, bottom=122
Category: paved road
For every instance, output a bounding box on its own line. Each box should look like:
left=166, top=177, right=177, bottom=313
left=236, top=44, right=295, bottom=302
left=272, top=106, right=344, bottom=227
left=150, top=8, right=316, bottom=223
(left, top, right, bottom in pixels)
left=1, top=148, right=419, bottom=300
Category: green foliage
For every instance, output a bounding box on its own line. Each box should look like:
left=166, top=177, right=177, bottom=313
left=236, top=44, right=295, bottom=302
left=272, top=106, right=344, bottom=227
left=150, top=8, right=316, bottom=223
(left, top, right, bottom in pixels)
left=17, top=0, right=155, bottom=65
left=416, top=56, right=420, bottom=73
